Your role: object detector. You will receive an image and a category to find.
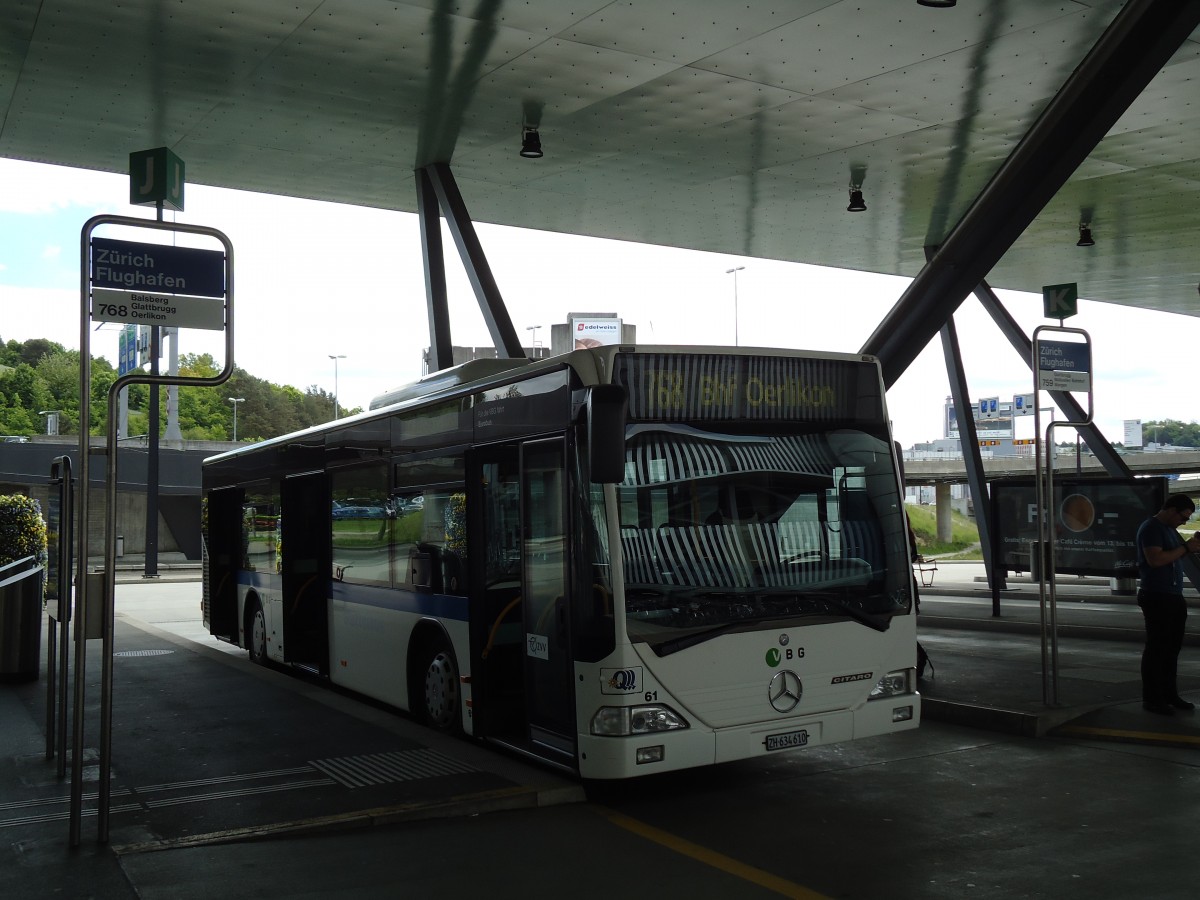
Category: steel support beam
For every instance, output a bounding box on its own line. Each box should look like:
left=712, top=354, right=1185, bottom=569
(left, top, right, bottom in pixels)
left=863, top=0, right=1200, bottom=387
left=422, top=162, right=524, bottom=360
left=939, top=313, right=997, bottom=596
left=416, top=167, right=454, bottom=372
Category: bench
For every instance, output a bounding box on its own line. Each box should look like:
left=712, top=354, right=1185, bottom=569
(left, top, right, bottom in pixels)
left=913, top=556, right=938, bottom=587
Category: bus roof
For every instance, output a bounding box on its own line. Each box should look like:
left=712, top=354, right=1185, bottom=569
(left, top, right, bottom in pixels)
left=202, top=345, right=879, bottom=467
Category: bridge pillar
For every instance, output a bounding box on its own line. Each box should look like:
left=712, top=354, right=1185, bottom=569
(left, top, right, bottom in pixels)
left=935, top=483, right=953, bottom=543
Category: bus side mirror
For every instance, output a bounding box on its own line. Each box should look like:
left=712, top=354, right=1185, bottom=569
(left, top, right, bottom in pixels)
left=587, top=384, right=627, bottom=484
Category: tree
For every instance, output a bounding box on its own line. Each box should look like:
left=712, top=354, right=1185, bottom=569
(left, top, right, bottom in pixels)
left=0, top=364, right=51, bottom=434
left=1144, top=420, right=1198, bottom=448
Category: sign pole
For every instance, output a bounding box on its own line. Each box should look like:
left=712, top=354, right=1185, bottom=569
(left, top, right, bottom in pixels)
left=1032, top=324, right=1094, bottom=707
left=80, top=213, right=235, bottom=844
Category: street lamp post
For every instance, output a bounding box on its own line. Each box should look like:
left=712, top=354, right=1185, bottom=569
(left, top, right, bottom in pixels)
left=725, top=266, right=745, bottom=347
left=525, top=325, right=541, bottom=357
left=329, top=354, right=346, bottom=420
left=228, top=397, right=244, bottom=442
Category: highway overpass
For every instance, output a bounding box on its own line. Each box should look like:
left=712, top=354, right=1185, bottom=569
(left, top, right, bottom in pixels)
left=903, top=449, right=1200, bottom=486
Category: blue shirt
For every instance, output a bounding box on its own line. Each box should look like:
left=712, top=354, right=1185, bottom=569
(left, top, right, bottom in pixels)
left=1136, top=516, right=1185, bottom=594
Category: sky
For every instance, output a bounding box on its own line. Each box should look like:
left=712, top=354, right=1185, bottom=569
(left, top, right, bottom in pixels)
left=2, top=156, right=1196, bottom=449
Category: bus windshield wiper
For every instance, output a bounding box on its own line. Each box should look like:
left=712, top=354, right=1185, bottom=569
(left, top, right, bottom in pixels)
left=752, top=588, right=895, bottom=632
left=804, top=592, right=892, bottom=633
left=652, top=615, right=791, bottom=657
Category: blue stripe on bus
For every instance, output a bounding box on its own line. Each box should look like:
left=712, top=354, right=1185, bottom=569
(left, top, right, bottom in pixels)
left=330, top=581, right=469, bottom=621
left=239, top=571, right=279, bottom=590
left=236, top=571, right=468, bottom=621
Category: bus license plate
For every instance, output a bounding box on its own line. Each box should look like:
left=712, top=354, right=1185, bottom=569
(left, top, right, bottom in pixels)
left=765, top=729, right=809, bottom=751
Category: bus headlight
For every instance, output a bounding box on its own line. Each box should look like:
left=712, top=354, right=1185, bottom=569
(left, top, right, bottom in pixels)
left=868, top=669, right=912, bottom=699
left=591, top=704, right=689, bottom=736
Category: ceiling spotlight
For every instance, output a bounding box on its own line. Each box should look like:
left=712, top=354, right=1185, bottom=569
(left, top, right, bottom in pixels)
left=847, top=188, right=866, bottom=212
left=519, top=127, right=543, bottom=159
left=917, top=0, right=956, bottom=7
left=1077, top=223, right=1095, bottom=247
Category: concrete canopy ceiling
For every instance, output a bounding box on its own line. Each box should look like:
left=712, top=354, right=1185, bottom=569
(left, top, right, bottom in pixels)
left=3, top=0, right=1198, bottom=315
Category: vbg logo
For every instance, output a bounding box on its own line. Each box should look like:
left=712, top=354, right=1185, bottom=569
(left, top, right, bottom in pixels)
left=765, top=648, right=782, bottom=667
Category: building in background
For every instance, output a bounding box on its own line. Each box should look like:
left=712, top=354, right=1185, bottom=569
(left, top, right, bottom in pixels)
left=424, top=312, right=636, bottom=373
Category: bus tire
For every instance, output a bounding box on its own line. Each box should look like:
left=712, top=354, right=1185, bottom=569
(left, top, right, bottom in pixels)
left=419, top=640, right=461, bottom=733
left=247, top=597, right=268, bottom=665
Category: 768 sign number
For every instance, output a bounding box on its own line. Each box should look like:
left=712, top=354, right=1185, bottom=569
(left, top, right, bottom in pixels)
left=96, top=302, right=128, bottom=318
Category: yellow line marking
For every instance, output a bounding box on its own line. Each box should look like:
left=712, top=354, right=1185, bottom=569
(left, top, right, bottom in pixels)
left=1057, top=725, right=1200, bottom=746
left=598, top=807, right=829, bottom=899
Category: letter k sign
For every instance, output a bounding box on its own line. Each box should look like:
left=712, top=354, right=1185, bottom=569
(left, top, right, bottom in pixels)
left=1042, top=282, right=1078, bottom=319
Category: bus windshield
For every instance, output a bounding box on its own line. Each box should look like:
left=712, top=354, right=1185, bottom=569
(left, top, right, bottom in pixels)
left=614, top=424, right=910, bottom=650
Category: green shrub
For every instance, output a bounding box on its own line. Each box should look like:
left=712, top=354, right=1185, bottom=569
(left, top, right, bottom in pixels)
left=0, top=493, right=49, bottom=570
left=905, top=503, right=980, bottom=557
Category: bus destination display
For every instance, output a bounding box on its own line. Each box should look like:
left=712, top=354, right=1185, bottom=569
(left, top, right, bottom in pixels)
left=613, top=353, right=882, bottom=422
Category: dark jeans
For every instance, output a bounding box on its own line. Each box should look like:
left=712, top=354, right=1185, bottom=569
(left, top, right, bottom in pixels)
left=1137, top=589, right=1187, bottom=704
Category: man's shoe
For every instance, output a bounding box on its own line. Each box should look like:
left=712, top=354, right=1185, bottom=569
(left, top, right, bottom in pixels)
left=1169, top=697, right=1195, bottom=711
left=1143, top=701, right=1175, bottom=715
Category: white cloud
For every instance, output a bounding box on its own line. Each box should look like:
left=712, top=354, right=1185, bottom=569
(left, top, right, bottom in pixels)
left=0, top=159, right=125, bottom=215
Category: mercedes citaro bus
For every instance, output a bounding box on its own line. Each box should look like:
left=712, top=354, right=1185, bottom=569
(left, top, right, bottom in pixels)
left=202, top=346, right=920, bottom=778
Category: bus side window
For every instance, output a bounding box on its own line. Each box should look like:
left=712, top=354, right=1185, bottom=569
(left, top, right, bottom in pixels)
left=411, top=543, right=442, bottom=591
left=391, top=487, right=467, bottom=596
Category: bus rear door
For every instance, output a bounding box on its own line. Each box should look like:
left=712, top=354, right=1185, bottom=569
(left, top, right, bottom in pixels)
left=204, top=486, right=243, bottom=641
left=281, top=471, right=330, bottom=675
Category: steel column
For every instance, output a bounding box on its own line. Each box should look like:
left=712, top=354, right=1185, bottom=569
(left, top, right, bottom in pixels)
left=422, top=162, right=524, bottom=360
left=416, top=167, right=454, bottom=371
left=939, top=313, right=997, bottom=596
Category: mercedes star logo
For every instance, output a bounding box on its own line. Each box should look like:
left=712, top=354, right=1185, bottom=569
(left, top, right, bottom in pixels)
left=769, top=670, right=803, bottom=713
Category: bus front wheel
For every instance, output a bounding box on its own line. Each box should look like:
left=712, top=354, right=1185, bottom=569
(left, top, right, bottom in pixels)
left=247, top=598, right=268, bottom=665
left=419, top=642, right=461, bottom=732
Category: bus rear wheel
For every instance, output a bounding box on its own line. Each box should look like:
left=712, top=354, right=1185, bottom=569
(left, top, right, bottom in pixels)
left=420, top=642, right=461, bottom=732
left=247, top=598, right=267, bottom=665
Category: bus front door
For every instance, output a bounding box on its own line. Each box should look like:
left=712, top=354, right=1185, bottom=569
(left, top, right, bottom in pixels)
left=471, top=441, right=575, bottom=764
left=520, top=440, right=575, bottom=759
left=281, top=472, right=330, bottom=675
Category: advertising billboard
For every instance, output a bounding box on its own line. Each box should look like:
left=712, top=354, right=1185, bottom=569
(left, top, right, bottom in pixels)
left=1123, top=419, right=1143, bottom=448
left=990, top=477, right=1168, bottom=577
left=571, top=316, right=622, bottom=349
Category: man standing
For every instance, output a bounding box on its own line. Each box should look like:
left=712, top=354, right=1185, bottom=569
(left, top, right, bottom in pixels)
left=1135, top=493, right=1200, bottom=715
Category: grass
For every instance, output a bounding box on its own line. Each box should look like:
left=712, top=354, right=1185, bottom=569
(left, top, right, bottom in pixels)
left=905, top=503, right=981, bottom=559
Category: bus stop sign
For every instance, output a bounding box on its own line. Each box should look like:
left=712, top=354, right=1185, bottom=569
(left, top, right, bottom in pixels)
left=1043, top=282, right=1078, bottom=319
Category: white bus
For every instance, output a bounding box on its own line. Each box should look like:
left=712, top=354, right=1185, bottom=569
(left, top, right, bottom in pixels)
left=202, top=346, right=920, bottom=778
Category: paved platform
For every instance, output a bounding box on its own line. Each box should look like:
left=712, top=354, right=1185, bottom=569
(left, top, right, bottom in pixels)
left=1, top=599, right=581, bottom=899
left=917, top=560, right=1200, bottom=746
left=4, top=562, right=1200, bottom=897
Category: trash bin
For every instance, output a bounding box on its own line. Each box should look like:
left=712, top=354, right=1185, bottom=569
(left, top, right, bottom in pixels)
left=1110, top=576, right=1137, bottom=596
left=1029, top=541, right=1047, bottom=581
left=0, top=556, right=45, bottom=683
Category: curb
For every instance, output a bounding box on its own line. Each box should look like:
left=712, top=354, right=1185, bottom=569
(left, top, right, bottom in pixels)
left=111, top=782, right=586, bottom=855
